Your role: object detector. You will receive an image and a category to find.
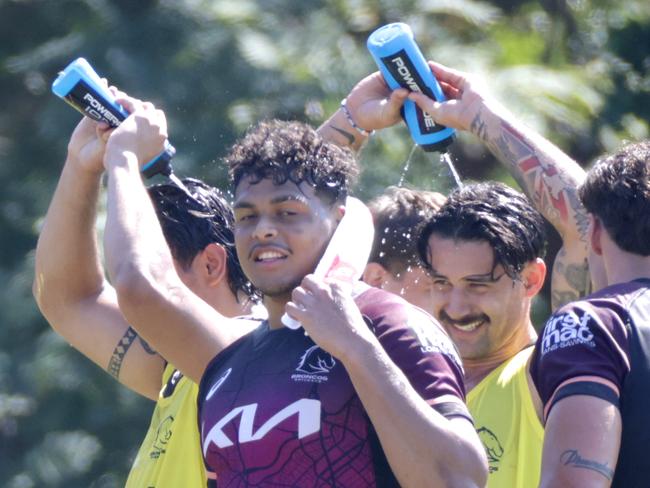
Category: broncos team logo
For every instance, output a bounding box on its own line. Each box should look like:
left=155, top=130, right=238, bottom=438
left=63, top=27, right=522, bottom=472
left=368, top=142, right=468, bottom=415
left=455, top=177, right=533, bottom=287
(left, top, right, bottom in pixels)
left=150, top=415, right=174, bottom=459
left=477, top=427, right=504, bottom=473
left=296, top=345, right=336, bottom=374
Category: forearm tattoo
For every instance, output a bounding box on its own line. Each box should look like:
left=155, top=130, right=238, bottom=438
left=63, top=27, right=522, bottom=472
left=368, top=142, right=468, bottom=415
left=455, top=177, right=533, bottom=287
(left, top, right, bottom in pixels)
left=470, top=113, right=489, bottom=142
left=564, top=261, right=591, bottom=295
left=552, top=250, right=591, bottom=309
left=107, top=327, right=138, bottom=379
left=329, top=124, right=356, bottom=146
left=470, top=108, right=589, bottom=241
left=560, top=449, right=614, bottom=480
left=139, top=337, right=157, bottom=355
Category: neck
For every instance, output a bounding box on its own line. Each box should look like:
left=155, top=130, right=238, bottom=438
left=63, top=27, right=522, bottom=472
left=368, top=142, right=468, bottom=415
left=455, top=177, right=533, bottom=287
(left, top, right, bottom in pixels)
left=209, top=284, right=252, bottom=318
left=463, top=322, right=537, bottom=391
left=605, top=251, right=650, bottom=287
left=263, top=294, right=292, bottom=329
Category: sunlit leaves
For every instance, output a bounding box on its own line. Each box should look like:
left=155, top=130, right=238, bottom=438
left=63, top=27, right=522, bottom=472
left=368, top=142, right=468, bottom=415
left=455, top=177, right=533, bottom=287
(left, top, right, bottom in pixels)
left=1, top=0, right=649, bottom=486
left=236, top=29, right=281, bottom=69
left=24, top=431, right=102, bottom=485
left=418, top=0, right=502, bottom=27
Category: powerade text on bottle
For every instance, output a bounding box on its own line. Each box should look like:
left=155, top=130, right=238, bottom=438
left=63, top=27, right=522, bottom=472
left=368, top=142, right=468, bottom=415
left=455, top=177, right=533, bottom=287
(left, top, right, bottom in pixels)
left=52, top=58, right=176, bottom=178
left=367, top=23, right=455, bottom=152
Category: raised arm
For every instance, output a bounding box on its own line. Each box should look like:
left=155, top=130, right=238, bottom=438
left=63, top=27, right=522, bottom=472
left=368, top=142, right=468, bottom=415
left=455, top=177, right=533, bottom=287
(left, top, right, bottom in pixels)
left=408, top=62, right=591, bottom=309
left=317, top=71, right=408, bottom=152
left=33, top=116, right=165, bottom=400
left=101, top=96, right=243, bottom=383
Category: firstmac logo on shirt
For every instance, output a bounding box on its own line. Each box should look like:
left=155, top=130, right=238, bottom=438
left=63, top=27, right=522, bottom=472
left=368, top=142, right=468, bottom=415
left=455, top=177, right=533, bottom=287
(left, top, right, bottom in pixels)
left=541, top=308, right=595, bottom=355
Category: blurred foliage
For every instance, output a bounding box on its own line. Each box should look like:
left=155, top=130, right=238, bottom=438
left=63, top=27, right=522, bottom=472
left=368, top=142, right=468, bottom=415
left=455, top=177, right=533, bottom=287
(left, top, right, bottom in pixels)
left=0, top=0, right=648, bottom=485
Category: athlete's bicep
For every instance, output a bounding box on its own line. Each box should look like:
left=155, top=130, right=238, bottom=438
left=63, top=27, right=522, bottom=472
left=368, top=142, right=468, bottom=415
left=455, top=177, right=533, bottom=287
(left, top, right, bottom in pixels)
left=540, top=395, right=620, bottom=488
left=68, top=288, right=165, bottom=400
left=118, top=273, right=258, bottom=386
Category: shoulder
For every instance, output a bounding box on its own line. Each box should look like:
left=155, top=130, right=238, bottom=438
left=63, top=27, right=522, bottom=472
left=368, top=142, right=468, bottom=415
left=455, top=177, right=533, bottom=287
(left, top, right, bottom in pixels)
left=355, top=286, right=447, bottom=337
left=355, top=286, right=464, bottom=373
left=198, top=318, right=265, bottom=397
left=538, top=291, right=630, bottom=359
left=531, top=290, right=634, bottom=420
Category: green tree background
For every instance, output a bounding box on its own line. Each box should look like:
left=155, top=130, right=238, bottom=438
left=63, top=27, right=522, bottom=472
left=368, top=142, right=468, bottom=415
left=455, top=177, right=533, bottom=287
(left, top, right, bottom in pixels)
left=1, top=0, right=648, bottom=485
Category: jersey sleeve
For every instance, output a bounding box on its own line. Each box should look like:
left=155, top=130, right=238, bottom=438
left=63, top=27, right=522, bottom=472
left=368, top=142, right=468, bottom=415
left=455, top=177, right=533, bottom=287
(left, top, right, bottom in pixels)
left=530, top=302, right=630, bottom=422
left=368, top=302, right=471, bottom=422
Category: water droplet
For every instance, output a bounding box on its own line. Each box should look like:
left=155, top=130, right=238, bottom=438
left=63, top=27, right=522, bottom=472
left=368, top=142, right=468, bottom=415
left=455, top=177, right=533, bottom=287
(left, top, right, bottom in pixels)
left=398, top=145, right=419, bottom=187
left=440, top=152, right=463, bottom=188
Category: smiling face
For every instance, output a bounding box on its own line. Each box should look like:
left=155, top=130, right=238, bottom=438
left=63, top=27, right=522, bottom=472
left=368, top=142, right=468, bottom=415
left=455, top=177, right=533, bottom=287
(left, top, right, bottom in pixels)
left=427, top=234, right=533, bottom=361
left=233, top=176, right=341, bottom=299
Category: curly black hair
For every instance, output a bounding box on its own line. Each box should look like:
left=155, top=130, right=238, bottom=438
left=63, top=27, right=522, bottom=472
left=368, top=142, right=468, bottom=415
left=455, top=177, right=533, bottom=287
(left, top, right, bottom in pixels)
left=225, top=119, right=359, bottom=204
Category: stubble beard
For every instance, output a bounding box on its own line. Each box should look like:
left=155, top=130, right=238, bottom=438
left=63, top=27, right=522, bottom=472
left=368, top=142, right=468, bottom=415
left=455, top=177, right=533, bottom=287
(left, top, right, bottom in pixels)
left=258, top=275, right=305, bottom=299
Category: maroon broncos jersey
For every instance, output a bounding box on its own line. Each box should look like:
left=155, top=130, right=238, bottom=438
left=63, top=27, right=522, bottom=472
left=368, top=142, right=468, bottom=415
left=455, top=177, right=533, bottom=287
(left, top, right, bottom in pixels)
left=531, top=278, right=650, bottom=488
left=198, top=286, right=469, bottom=487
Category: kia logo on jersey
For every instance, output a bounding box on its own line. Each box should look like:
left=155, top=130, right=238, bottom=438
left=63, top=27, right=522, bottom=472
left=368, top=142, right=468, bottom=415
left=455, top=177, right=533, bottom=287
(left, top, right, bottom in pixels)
left=202, top=399, right=321, bottom=454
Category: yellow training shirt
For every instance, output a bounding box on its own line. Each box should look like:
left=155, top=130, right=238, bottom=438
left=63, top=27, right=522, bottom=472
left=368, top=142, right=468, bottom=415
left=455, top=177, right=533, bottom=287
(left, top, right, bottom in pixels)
left=467, top=346, right=543, bottom=488
left=125, top=364, right=207, bottom=488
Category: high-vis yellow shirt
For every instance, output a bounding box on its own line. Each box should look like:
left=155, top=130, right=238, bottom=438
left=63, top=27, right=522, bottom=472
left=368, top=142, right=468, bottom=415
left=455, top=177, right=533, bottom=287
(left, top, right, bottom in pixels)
left=125, top=364, right=206, bottom=488
left=467, top=346, right=543, bottom=488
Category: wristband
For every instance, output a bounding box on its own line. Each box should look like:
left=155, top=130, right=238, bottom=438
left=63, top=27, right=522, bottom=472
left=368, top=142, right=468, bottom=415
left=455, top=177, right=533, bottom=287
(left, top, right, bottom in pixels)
left=340, top=98, right=374, bottom=137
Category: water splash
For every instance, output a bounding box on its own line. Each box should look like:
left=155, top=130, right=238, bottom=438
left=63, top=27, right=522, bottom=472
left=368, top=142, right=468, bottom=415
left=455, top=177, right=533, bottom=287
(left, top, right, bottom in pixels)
left=398, top=145, right=419, bottom=187
left=167, top=173, right=196, bottom=199
left=440, top=151, right=463, bottom=188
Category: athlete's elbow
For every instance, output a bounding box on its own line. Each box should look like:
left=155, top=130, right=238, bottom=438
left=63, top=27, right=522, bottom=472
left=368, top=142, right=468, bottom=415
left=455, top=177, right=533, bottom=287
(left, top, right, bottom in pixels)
left=33, top=272, right=68, bottom=327
left=448, top=456, right=488, bottom=488
left=437, top=438, right=488, bottom=488
left=111, top=260, right=178, bottom=321
left=403, top=460, right=487, bottom=488
left=111, top=261, right=157, bottom=309
left=33, top=258, right=59, bottom=315
left=397, top=443, right=487, bottom=488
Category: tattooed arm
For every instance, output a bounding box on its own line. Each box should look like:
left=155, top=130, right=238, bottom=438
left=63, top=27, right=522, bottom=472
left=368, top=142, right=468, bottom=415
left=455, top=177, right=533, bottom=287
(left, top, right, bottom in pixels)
left=540, top=396, right=620, bottom=487
left=33, top=116, right=165, bottom=401
left=409, top=62, right=590, bottom=309
left=317, top=71, right=409, bottom=152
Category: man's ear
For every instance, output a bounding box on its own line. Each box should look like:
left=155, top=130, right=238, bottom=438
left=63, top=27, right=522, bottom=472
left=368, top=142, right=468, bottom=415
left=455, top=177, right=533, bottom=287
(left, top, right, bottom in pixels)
left=202, top=243, right=228, bottom=287
left=521, top=258, right=547, bottom=298
left=362, top=262, right=390, bottom=288
left=589, top=214, right=604, bottom=256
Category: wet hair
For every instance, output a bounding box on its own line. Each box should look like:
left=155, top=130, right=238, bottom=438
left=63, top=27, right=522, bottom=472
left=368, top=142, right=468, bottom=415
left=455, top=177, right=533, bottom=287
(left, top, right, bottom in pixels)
left=147, top=178, right=259, bottom=302
left=417, top=182, right=547, bottom=279
left=225, top=119, right=359, bottom=205
left=579, top=140, right=650, bottom=256
left=368, top=186, right=446, bottom=276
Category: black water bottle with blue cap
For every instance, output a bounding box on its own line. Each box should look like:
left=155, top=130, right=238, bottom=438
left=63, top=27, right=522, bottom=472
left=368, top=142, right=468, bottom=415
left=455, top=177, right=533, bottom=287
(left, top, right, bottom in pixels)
left=367, top=23, right=455, bottom=153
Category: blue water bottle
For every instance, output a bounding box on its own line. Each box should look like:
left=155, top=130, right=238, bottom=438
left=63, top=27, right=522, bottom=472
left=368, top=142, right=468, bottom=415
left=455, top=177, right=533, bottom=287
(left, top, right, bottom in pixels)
left=52, top=58, right=176, bottom=178
left=367, top=23, right=455, bottom=152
